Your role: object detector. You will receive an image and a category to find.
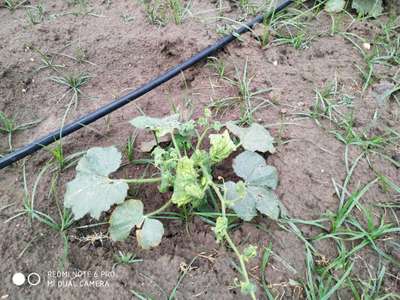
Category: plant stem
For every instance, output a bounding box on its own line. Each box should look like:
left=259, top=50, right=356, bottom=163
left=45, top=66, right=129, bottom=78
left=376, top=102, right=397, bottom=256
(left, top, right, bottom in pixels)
left=196, top=127, right=210, bottom=150
left=145, top=198, right=173, bottom=218
left=170, top=132, right=182, bottom=158
left=119, top=177, right=162, bottom=184
left=210, top=182, right=256, bottom=300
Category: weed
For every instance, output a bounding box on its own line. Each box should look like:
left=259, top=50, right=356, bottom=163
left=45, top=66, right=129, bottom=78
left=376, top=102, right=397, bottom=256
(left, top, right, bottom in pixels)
left=49, top=72, right=92, bottom=109
left=120, top=13, right=134, bottom=23
left=168, top=0, right=191, bottom=25
left=142, top=0, right=167, bottom=26
left=2, top=0, right=27, bottom=11
left=207, top=56, right=226, bottom=78
left=0, top=111, right=41, bottom=151
left=34, top=48, right=65, bottom=72
left=125, top=134, right=136, bottom=163
left=25, top=3, right=45, bottom=25
left=210, top=59, right=272, bottom=125
left=113, top=251, right=142, bottom=269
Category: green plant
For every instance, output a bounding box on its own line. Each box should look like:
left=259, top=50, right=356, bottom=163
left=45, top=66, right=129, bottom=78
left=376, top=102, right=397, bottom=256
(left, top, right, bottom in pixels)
left=142, top=0, right=167, bottom=26
left=113, top=251, right=142, bottom=269
left=49, top=73, right=91, bottom=109
left=209, top=59, right=272, bottom=125
left=63, top=111, right=284, bottom=299
left=168, top=0, right=190, bottom=25
left=25, top=3, right=45, bottom=24
left=125, top=134, right=136, bottom=163
left=0, top=111, right=41, bottom=151
left=34, top=48, right=65, bottom=72
left=2, top=0, right=27, bottom=11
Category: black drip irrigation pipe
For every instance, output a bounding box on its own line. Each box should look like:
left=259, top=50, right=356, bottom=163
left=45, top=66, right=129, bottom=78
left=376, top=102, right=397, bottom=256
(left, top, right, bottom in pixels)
left=0, top=0, right=293, bottom=169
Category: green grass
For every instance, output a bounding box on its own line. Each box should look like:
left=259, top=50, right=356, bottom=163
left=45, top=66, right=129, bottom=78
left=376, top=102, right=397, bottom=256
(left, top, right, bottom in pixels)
left=0, top=111, right=41, bottom=151
left=341, top=17, right=400, bottom=91
left=34, top=48, right=65, bottom=72
left=25, top=3, right=45, bottom=25
left=2, top=0, right=27, bottom=11
left=113, top=251, right=142, bottom=269
left=142, top=0, right=167, bottom=26
left=209, top=59, right=272, bottom=125
left=49, top=72, right=92, bottom=109
left=168, top=0, right=191, bottom=25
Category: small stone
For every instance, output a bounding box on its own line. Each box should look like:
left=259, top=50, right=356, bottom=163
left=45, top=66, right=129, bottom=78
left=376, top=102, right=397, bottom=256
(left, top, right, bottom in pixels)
left=362, top=42, right=371, bottom=50
left=22, top=89, right=26, bottom=93
left=272, top=60, right=278, bottom=66
left=297, top=102, right=305, bottom=107
left=30, top=58, right=34, bottom=62
left=280, top=108, right=287, bottom=114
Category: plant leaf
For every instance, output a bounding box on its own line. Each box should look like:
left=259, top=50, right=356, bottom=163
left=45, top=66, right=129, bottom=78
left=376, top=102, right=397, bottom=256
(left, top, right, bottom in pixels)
left=171, top=157, right=205, bottom=207
left=225, top=181, right=257, bottom=221
left=130, top=114, right=180, bottom=137
left=250, top=186, right=281, bottom=220
left=352, top=0, right=383, bottom=17
left=64, top=147, right=128, bottom=220
left=233, top=151, right=278, bottom=189
left=226, top=122, right=275, bottom=153
left=325, top=0, right=345, bottom=13
left=136, top=218, right=164, bottom=249
left=109, top=200, right=144, bottom=241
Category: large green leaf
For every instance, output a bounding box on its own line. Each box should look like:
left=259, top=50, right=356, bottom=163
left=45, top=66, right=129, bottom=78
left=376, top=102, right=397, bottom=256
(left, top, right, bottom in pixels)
left=226, top=182, right=284, bottom=221
left=226, top=122, right=275, bottom=153
left=64, top=147, right=128, bottom=220
left=226, top=151, right=286, bottom=221
left=136, top=218, right=164, bottom=249
left=250, top=186, right=281, bottom=220
left=130, top=114, right=180, bottom=137
left=325, top=0, right=345, bottom=13
left=225, top=181, right=257, bottom=221
left=233, top=151, right=278, bottom=189
left=109, top=200, right=144, bottom=241
left=352, top=0, right=382, bottom=17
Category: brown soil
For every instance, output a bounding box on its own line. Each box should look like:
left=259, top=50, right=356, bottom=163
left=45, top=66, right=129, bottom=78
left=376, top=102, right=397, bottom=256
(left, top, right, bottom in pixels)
left=0, top=1, right=399, bottom=300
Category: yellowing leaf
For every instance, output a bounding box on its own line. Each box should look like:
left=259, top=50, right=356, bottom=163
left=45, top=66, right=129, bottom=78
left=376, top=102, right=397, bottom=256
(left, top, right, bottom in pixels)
left=209, top=130, right=236, bottom=164
left=171, top=157, right=204, bottom=206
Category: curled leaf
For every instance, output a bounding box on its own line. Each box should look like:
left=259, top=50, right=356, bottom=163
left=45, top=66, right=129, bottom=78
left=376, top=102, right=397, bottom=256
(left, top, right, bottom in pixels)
left=64, top=147, right=128, bottom=220
left=136, top=218, right=164, bottom=249
left=243, top=245, right=257, bottom=262
left=214, top=216, right=228, bottom=242
left=171, top=157, right=205, bottom=206
left=209, top=130, right=236, bottom=164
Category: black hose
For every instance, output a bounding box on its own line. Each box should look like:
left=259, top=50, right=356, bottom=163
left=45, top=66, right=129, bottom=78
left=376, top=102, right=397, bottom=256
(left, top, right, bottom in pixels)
left=0, top=0, right=293, bottom=169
